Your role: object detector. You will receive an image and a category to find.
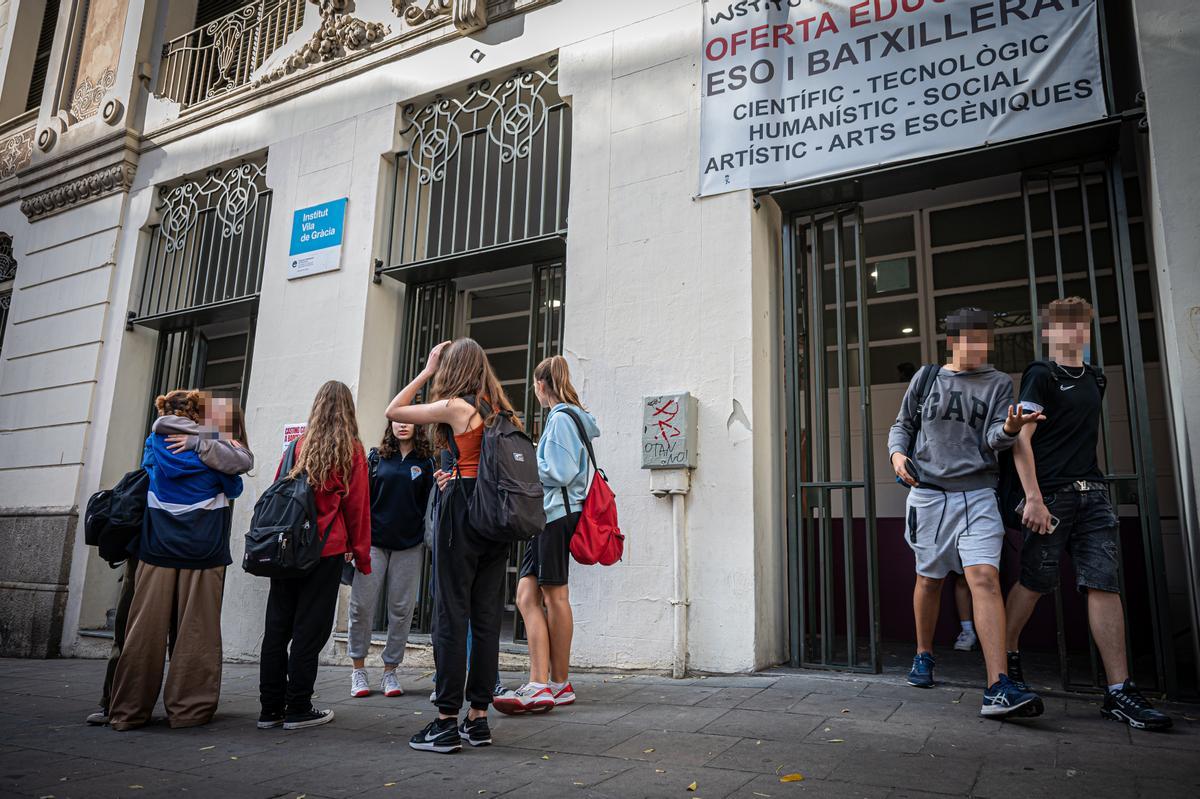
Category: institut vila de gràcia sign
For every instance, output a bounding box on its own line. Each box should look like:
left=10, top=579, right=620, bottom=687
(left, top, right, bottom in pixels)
left=699, top=0, right=1107, bottom=196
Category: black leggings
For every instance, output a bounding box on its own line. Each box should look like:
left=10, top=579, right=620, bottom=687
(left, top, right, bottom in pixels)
left=432, top=479, right=509, bottom=714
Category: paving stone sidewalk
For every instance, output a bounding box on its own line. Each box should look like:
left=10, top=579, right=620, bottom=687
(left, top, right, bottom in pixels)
left=1, top=658, right=1196, bottom=799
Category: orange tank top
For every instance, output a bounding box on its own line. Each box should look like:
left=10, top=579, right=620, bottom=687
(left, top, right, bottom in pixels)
left=454, top=423, right=483, bottom=478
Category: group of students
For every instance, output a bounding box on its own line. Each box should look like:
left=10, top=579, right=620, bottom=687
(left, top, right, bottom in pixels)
left=86, top=297, right=1173, bottom=741
left=888, top=297, right=1172, bottom=730
left=87, top=339, right=599, bottom=753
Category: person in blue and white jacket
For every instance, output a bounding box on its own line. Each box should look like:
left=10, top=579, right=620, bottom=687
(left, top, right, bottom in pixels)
left=497, top=355, right=599, bottom=715
left=108, top=389, right=244, bottom=731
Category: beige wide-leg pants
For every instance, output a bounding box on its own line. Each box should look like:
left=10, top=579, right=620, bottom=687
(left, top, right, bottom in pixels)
left=109, top=563, right=225, bottom=730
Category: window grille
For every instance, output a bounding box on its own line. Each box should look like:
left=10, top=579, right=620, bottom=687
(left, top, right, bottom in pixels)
left=387, top=56, right=570, bottom=271
left=133, top=160, right=271, bottom=326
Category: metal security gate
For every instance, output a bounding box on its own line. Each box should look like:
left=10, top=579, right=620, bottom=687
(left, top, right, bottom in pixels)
left=780, top=155, right=1181, bottom=695
left=783, top=206, right=880, bottom=672
left=1019, top=159, right=1174, bottom=695
left=403, top=262, right=565, bottom=643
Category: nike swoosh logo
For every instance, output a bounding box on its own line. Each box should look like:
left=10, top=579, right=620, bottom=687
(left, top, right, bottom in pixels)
left=1059, top=385, right=1077, bottom=391
left=425, top=730, right=447, bottom=741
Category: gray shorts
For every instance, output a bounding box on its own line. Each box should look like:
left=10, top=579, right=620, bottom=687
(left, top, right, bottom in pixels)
left=905, top=487, right=1004, bottom=578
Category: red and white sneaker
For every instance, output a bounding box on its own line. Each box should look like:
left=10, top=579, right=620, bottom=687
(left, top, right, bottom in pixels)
left=552, top=682, right=576, bottom=706
left=493, top=684, right=556, bottom=715
left=350, top=669, right=370, bottom=698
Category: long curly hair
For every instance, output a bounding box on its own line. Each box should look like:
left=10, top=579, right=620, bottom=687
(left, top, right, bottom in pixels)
left=289, top=380, right=362, bottom=490
left=429, top=338, right=521, bottom=449
left=155, top=389, right=204, bottom=423
left=378, top=421, right=432, bottom=460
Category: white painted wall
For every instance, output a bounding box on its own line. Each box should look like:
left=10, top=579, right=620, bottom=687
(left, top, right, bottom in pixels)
left=1129, top=0, right=1200, bottom=676
left=15, top=0, right=782, bottom=672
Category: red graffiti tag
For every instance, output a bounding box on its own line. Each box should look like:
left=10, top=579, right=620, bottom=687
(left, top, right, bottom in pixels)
left=652, top=399, right=682, bottom=443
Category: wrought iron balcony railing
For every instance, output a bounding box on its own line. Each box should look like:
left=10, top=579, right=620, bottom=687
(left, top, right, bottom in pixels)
left=158, top=0, right=305, bottom=111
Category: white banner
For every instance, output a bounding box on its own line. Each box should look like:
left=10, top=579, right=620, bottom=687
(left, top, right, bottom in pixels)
left=700, top=0, right=1107, bottom=196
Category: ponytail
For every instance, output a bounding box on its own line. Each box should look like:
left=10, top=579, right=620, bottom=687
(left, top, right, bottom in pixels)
left=534, top=355, right=584, bottom=409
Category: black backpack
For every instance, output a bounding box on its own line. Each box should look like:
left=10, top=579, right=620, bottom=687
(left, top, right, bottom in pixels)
left=242, top=440, right=335, bottom=578
left=84, top=468, right=149, bottom=566
left=996, top=360, right=1107, bottom=529
left=895, top=364, right=939, bottom=485
left=446, top=396, right=544, bottom=544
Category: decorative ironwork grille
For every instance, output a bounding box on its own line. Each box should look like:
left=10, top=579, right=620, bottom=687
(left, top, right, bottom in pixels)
left=0, top=291, right=10, bottom=358
left=0, top=233, right=15, bottom=283
left=389, top=57, right=570, bottom=267
left=134, top=161, right=271, bottom=324
left=158, top=0, right=306, bottom=111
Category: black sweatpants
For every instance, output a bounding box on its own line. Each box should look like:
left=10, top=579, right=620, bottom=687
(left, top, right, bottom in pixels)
left=432, top=478, right=509, bottom=715
left=259, top=554, right=342, bottom=715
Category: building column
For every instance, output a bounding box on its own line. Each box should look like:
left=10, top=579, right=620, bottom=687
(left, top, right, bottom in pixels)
left=1130, top=0, right=1200, bottom=681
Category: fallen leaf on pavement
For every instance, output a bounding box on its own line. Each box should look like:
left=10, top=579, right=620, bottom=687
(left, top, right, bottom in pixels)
left=687, top=782, right=698, bottom=792
left=826, top=739, right=845, bottom=743
left=823, top=727, right=831, bottom=732
left=230, top=756, right=238, bottom=761
left=753, top=793, right=772, bottom=798
left=840, top=709, right=850, bottom=713
left=655, top=769, right=666, bottom=774
left=779, top=774, right=804, bottom=783
left=199, top=746, right=215, bottom=751
left=1066, top=770, right=1078, bottom=778
left=573, top=782, right=585, bottom=787
left=643, top=748, right=655, bottom=753
left=383, top=783, right=396, bottom=787
left=542, top=755, right=550, bottom=760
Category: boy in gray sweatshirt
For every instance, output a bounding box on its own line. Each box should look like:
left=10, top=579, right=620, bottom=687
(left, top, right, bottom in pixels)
left=888, top=308, right=1044, bottom=718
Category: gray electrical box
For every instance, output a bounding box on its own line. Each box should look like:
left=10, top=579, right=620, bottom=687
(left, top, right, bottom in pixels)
left=641, top=392, right=698, bottom=469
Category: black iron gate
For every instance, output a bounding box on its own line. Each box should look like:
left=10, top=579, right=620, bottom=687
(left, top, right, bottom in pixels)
left=781, top=156, right=1181, bottom=695
left=402, top=262, right=565, bottom=644
left=783, top=205, right=881, bottom=672
left=1020, top=158, right=1174, bottom=695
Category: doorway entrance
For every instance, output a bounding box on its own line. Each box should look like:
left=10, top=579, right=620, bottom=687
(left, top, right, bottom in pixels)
left=383, top=261, right=565, bottom=645
left=781, top=155, right=1185, bottom=696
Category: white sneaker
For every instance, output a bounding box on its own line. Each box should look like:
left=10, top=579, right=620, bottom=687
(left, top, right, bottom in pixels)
left=492, top=683, right=555, bottom=715
left=954, top=629, right=978, bottom=652
left=350, top=669, right=370, bottom=698
left=381, top=670, right=403, bottom=697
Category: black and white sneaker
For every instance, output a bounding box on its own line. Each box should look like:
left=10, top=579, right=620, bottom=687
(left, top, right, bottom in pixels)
left=283, top=708, right=335, bottom=730
left=1007, top=651, right=1030, bottom=692
left=459, top=715, right=492, bottom=747
left=410, top=717, right=462, bottom=753
left=257, top=711, right=285, bottom=729
left=1101, top=680, right=1172, bottom=730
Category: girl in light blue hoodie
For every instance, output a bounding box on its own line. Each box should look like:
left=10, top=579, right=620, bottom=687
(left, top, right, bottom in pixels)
left=496, top=356, right=599, bottom=715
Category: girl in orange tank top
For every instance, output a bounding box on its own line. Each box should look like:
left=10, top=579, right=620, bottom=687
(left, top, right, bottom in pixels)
left=383, top=338, right=524, bottom=747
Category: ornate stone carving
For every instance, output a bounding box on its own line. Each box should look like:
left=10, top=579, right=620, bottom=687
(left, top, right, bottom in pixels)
left=0, top=233, right=16, bottom=283
left=0, top=128, right=34, bottom=181
left=70, top=67, right=117, bottom=121
left=20, top=162, right=137, bottom=221
left=394, top=0, right=487, bottom=32
left=255, top=0, right=390, bottom=86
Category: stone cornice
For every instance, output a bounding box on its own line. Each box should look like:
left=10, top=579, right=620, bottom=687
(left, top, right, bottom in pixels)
left=20, top=161, right=137, bottom=221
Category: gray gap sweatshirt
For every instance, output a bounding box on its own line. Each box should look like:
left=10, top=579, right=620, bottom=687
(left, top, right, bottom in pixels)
left=887, top=365, right=1017, bottom=491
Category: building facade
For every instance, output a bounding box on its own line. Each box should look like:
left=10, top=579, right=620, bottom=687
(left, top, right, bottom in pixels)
left=0, top=0, right=1195, bottom=697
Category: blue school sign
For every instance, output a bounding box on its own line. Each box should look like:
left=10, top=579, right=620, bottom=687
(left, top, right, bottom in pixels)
left=287, top=197, right=347, bottom=279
